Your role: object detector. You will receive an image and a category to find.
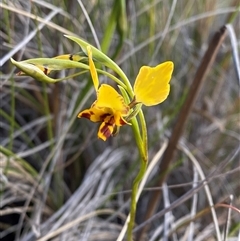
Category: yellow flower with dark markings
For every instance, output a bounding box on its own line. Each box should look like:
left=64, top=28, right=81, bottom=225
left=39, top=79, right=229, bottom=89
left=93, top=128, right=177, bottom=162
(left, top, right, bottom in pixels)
left=78, top=46, right=174, bottom=141
left=78, top=46, right=130, bottom=141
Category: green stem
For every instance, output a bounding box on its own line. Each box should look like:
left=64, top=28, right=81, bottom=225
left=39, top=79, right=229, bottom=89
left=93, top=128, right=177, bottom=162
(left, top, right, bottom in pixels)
left=42, top=82, right=54, bottom=150
left=100, top=0, right=119, bottom=54
left=103, top=46, right=149, bottom=240
left=111, top=0, right=127, bottom=60
left=139, top=110, right=148, bottom=157
left=1, top=145, right=38, bottom=176
left=5, top=75, right=15, bottom=175
left=127, top=155, right=148, bottom=241
left=127, top=111, right=148, bottom=241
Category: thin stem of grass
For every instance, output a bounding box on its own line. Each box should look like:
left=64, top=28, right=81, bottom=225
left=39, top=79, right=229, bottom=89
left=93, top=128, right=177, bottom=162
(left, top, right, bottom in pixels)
left=222, top=195, right=234, bottom=241
left=76, top=0, right=101, bottom=50
left=5, top=75, right=15, bottom=174
left=179, top=143, right=222, bottom=241
left=42, top=82, right=54, bottom=150
left=100, top=0, right=119, bottom=54
left=3, top=0, right=11, bottom=43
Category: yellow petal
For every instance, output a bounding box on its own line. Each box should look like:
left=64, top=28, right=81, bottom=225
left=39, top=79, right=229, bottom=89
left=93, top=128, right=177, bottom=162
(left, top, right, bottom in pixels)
left=98, top=122, right=114, bottom=141
left=114, top=112, right=131, bottom=126
left=133, top=61, right=174, bottom=106
left=95, top=84, right=129, bottom=116
left=77, top=105, right=107, bottom=122
left=87, top=46, right=99, bottom=91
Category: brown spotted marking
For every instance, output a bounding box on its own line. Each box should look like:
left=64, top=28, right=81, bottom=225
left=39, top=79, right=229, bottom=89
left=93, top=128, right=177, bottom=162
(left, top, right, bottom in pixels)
left=119, top=117, right=127, bottom=126
left=79, top=112, right=91, bottom=119
left=100, top=123, right=113, bottom=140
left=43, top=67, right=49, bottom=75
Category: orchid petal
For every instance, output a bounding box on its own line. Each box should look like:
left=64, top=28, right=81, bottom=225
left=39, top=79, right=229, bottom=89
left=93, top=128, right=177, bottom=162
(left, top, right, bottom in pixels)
left=114, top=112, right=131, bottom=126
left=98, top=122, right=114, bottom=141
left=87, top=46, right=99, bottom=91
left=95, top=84, right=129, bottom=115
left=134, top=61, right=174, bottom=106
left=78, top=105, right=107, bottom=122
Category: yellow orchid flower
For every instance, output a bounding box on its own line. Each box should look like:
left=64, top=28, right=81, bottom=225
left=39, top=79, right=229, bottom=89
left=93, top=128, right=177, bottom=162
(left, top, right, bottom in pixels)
left=77, top=46, right=130, bottom=141
left=78, top=46, right=174, bottom=141
left=133, top=61, right=174, bottom=106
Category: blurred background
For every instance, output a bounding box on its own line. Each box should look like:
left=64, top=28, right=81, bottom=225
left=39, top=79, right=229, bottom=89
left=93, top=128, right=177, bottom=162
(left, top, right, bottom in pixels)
left=1, top=0, right=239, bottom=240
